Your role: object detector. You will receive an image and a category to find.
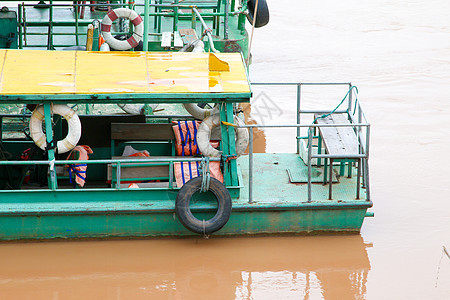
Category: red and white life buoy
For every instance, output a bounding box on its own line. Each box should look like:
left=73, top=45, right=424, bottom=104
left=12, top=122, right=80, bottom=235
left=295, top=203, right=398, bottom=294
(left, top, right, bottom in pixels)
left=29, top=104, right=81, bottom=154
left=101, top=8, right=143, bottom=51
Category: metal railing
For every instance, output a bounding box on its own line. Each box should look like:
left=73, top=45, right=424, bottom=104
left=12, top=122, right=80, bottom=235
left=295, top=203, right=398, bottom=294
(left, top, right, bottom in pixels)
left=245, top=82, right=371, bottom=203
left=0, top=156, right=221, bottom=191
left=0, top=82, right=370, bottom=202
left=6, top=0, right=246, bottom=50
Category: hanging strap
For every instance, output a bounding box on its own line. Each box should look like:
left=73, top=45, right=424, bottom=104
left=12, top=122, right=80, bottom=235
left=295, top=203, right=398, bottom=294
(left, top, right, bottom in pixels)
left=68, top=164, right=87, bottom=187
left=200, top=157, right=210, bottom=192
left=184, top=120, right=193, bottom=156
left=177, top=121, right=186, bottom=157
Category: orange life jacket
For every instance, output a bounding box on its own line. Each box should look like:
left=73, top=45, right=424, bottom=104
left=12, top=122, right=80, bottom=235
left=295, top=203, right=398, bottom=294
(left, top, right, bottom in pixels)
left=66, top=145, right=93, bottom=187
left=172, top=120, right=223, bottom=187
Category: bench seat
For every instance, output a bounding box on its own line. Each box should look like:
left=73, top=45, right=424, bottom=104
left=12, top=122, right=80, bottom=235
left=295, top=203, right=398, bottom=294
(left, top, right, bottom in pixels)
left=314, top=113, right=362, bottom=199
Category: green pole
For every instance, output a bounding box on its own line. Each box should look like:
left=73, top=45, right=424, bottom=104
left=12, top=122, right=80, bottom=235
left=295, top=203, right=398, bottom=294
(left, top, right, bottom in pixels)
left=43, top=103, right=57, bottom=190
left=143, top=0, right=149, bottom=51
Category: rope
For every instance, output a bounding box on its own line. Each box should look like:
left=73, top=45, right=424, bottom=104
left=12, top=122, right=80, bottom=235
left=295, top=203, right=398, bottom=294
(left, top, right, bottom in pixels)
left=200, top=156, right=210, bottom=192
left=246, top=0, right=259, bottom=65
left=313, top=85, right=358, bottom=124
left=222, top=154, right=237, bottom=163
left=308, top=85, right=359, bottom=146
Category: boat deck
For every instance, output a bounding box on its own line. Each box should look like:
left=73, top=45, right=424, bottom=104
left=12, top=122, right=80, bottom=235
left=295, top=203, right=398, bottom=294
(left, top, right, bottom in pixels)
left=237, top=153, right=367, bottom=205
left=0, top=153, right=372, bottom=238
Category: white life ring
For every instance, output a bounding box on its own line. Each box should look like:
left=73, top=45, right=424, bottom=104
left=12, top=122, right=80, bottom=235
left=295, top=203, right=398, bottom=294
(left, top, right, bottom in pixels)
left=197, top=114, right=249, bottom=158
left=117, top=104, right=158, bottom=114
left=117, top=104, right=145, bottom=115
left=101, top=8, right=143, bottom=51
left=183, top=103, right=219, bottom=120
left=29, top=105, right=82, bottom=154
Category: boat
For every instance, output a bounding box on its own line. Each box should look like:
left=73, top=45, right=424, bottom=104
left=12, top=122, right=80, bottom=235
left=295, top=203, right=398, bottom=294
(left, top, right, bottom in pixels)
left=0, top=1, right=372, bottom=240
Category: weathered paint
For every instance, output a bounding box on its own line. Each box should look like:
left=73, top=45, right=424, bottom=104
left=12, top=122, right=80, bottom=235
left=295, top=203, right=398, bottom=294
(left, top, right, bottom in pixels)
left=0, top=152, right=371, bottom=240
left=0, top=50, right=251, bottom=95
left=0, top=200, right=370, bottom=240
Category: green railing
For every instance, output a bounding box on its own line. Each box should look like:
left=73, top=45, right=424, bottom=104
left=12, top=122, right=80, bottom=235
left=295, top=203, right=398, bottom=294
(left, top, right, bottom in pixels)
left=3, top=0, right=247, bottom=50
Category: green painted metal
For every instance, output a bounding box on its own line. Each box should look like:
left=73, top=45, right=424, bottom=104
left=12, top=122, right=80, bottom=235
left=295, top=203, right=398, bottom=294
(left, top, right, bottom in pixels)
left=0, top=207, right=369, bottom=240
left=0, top=93, right=251, bottom=104
left=143, top=0, right=149, bottom=51
left=43, top=103, right=57, bottom=190
left=0, top=9, right=18, bottom=49
left=0, top=152, right=371, bottom=239
left=220, top=102, right=239, bottom=186
left=8, top=0, right=250, bottom=59
left=0, top=1, right=373, bottom=239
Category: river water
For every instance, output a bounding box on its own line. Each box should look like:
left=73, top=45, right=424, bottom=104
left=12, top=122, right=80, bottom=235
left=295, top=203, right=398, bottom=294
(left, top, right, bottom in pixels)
left=1, top=0, right=450, bottom=299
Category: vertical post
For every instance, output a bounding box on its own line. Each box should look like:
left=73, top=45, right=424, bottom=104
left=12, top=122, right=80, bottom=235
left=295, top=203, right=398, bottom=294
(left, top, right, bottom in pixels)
left=356, top=158, right=361, bottom=199
left=215, top=0, right=221, bottom=36
left=348, top=83, right=353, bottom=113
left=365, top=125, right=370, bottom=161
left=365, top=125, right=371, bottom=201
left=116, top=161, right=121, bottom=189
left=143, top=0, right=150, bottom=51
left=75, top=3, right=79, bottom=46
left=328, top=159, right=333, bottom=200
left=92, top=21, right=100, bottom=51
left=248, top=127, right=253, bottom=203
left=317, top=134, right=322, bottom=167
left=153, top=0, right=158, bottom=29
left=357, top=101, right=362, bottom=150
left=157, top=0, right=162, bottom=35
left=48, top=0, right=54, bottom=50
left=18, top=4, right=23, bottom=49
left=43, top=103, right=57, bottom=190
left=219, top=102, right=238, bottom=186
left=230, top=0, right=236, bottom=12
left=173, top=0, right=179, bottom=32
left=169, top=161, right=173, bottom=188
left=191, top=9, right=196, bottom=29
left=364, top=159, right=370, bottom=201
left=224, top=0, right=229, bottom=40
left=296, top=84, right=301, bottom=154
left=307, top=127, right=312, bottom=202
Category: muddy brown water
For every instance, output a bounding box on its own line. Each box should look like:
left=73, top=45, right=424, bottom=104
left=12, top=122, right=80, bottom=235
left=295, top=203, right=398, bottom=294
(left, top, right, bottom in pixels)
left=1, top=0, right=450, bottom=299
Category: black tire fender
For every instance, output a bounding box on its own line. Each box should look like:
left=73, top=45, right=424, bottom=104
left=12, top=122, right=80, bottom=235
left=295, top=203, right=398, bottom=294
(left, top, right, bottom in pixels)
left=175, top=177, right=232, bottom=235
left=247, top=0, right=270, bottom=28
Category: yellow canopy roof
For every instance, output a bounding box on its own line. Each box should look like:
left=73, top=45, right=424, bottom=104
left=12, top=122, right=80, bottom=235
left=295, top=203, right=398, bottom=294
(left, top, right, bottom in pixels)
left=0, top=50, right=250, bottom=95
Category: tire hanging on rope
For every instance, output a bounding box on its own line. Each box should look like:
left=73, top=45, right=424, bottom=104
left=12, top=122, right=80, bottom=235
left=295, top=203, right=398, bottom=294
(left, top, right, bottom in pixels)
left=246, top=0, right=269, bottom=28
left=175, top=176, right=232, bottom=235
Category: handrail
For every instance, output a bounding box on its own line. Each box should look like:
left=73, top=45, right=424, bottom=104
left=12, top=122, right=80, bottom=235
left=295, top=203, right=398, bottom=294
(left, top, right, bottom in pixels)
left=0, top=82, right=370, bottom=201
left=12, top=0, right=244, bottom=49
left=246, top=82, right=371, bottom=203
left=0, top=157, right=221, bottom=191
left=0, top=157, right=221, bottom=166
left=191, top=6, right=218, bottom=53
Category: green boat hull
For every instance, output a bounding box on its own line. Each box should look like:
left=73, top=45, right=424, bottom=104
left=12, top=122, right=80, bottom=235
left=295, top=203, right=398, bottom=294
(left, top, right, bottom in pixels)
left=0, top=189, right=371, bottom=240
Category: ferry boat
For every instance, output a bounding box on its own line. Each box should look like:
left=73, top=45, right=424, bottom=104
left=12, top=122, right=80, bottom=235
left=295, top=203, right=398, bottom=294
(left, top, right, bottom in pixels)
left=0, top=1, right=372, bottom=240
